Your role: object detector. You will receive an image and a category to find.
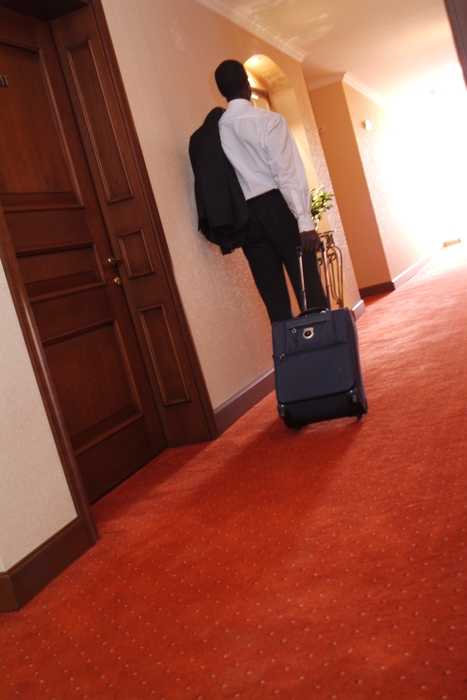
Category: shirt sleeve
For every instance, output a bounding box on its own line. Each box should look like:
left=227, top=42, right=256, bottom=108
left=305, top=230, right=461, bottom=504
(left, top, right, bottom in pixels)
left=264, top=114, right=315, bottom=232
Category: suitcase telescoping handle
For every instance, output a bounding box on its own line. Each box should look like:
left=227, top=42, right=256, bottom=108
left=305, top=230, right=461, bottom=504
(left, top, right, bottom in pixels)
left=319, top=240, right=332, bottom=309
left=296, top=245, right=308, bottom=311
left=296, top=242, right=332, bottom=313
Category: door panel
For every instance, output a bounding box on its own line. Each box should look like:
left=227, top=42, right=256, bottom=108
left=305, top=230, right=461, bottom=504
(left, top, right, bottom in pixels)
left=118, top=229, right=153, bottom=278
left=0, top=6, right=167, bottom=502
left=77, top=419, right=155, bottom=505
left=45, top=323, right=141, bottom=441
left=139, top=305, right=190, bottom=405
left=17, top=244, right=101, bottom=297
left=65, top=39, right=133, bottom=203
left=0, top=39, right=81, bottom=207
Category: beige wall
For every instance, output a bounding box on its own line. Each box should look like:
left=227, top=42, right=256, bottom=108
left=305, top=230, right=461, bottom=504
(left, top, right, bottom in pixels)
left=309, top=77, right=443, bottom=290
left=0, top=260, right=77, bottom=571
left=343, top=82, right=440, bottom=280
left=309, top=81, right=391, bottom=290
left=100, top=0, right=360, bottom=409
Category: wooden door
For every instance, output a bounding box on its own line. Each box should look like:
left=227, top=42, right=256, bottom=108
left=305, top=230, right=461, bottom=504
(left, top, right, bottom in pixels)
left=0, top=5, right=212, bottom=503
left=50, top=4, right=214, bottom=449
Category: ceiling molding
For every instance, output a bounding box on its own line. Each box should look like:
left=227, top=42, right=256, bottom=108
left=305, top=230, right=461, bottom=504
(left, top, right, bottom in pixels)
left=194, top=0, right=307, bottom=63
left=343, top=73, right=389, bottom=109
left=307, top=73, right=346, bottom=91
left=308, top=72, right=389, bottom=110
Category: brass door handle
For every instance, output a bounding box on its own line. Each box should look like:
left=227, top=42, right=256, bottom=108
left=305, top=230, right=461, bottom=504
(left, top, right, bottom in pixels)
left=108, top=256, right=122, bottom=266
left=113, top=276, right=122, bottom=286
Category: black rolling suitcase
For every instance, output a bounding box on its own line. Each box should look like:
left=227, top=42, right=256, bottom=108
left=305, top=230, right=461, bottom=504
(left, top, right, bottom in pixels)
left=273, top=241, right=367, bottom=429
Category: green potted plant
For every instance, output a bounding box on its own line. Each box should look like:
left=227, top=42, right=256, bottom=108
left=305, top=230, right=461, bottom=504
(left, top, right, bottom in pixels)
left=310, top=186, right=334, bottom=225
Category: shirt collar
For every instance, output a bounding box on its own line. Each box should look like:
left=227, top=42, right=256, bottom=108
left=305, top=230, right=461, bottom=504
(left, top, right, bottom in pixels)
left=225, top=98, right=253, bottom=113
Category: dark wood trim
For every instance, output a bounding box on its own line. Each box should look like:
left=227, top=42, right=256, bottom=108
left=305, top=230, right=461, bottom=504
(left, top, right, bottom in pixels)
left=359, top=281, right=395, bottom=298
left=0, top=518, right=90, bottom=611
left=444, top=0, right=467, bottom=88
left=0, top=573, right=18, bottom=612
left=214, top=368, right=275, bottom=434
left=0, top=0, right=89, bottom=20
left=90, top=0, right=218, bottom=441
left=351, top=298, right=366, bottom=321
left=0, top=209, right=98, bottom=546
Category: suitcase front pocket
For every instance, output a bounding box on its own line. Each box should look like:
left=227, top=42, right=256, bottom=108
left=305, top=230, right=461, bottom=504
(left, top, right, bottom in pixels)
left=275, top=342, right=356, bottom=403
left=282, top=315, right=337, bottom=356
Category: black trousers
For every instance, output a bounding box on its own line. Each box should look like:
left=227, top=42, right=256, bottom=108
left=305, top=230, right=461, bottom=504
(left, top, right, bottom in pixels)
left=242, top=189, right=327, bottom=324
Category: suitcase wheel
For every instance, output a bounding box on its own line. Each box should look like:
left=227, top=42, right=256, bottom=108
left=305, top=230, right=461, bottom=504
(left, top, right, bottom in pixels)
left=278, top=404, right=302, bottom=430
left=285, top=421, right=302, bottom=430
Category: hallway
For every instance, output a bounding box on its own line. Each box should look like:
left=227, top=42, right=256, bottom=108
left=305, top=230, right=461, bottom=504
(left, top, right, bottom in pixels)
left=1, top=243, right=466, bottom=699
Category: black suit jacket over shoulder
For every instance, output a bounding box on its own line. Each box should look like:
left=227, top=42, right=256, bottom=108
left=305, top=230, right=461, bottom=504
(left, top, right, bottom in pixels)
left=189, top=107, right=248, bottom=255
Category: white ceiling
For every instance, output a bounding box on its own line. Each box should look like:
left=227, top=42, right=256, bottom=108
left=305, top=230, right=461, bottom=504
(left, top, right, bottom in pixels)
left=196, top=0, right=462, bottom=105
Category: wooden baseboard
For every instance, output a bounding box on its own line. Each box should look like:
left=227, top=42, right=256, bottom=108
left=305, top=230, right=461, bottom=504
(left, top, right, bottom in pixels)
left=214, top=368, right=275, bottom=434
left=359, top=253, right=434, bottom=299
left=352, top=299, right=366, bottom=320
left=0, top=517, right=92, bottom=611
left=359, top=281, right=395, bottom=298
left=391, top=253, right=432, bottom=289
left=0, top=573, right=18, bottom=611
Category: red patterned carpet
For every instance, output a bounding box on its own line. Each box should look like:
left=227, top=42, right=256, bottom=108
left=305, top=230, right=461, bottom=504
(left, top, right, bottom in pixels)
left=1, top=243, right=467, bottom=700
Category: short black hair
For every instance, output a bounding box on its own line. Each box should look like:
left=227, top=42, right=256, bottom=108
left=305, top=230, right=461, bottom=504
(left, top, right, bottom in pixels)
left=215, top=60, right=248, bottom=99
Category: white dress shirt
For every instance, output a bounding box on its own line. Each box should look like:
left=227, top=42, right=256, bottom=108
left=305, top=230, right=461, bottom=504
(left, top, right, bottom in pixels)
left=218, top=99, right=315, bottom=232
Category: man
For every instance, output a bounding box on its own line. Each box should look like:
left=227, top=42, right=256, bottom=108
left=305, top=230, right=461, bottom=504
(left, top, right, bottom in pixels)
left=189, top=59, right=327, bottom=323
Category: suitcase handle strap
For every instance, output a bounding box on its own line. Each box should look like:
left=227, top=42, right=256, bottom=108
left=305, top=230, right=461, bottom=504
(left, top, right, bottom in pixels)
left=298, top=307, right=327, bottom=317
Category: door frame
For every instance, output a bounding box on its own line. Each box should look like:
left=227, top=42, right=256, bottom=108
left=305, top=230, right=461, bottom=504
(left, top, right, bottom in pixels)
left=444, top=0, right=467, bottom=88
left=0, top=0, right=216, bottom=610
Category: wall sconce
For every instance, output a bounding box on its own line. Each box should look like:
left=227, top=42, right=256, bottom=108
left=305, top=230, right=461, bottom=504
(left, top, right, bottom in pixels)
left=362, top=119, right=372, bottom=131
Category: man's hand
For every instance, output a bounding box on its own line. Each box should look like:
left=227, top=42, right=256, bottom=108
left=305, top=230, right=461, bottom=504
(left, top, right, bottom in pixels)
left=300, top=229, right=321, bottom=252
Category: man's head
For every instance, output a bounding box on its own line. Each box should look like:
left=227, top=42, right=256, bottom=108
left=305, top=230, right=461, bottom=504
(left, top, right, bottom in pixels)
left=215, top=60, right=251, bottom=101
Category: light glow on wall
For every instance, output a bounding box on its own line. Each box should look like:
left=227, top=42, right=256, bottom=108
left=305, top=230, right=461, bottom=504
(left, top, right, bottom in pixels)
left=389, top=62, right=467, bottom=244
